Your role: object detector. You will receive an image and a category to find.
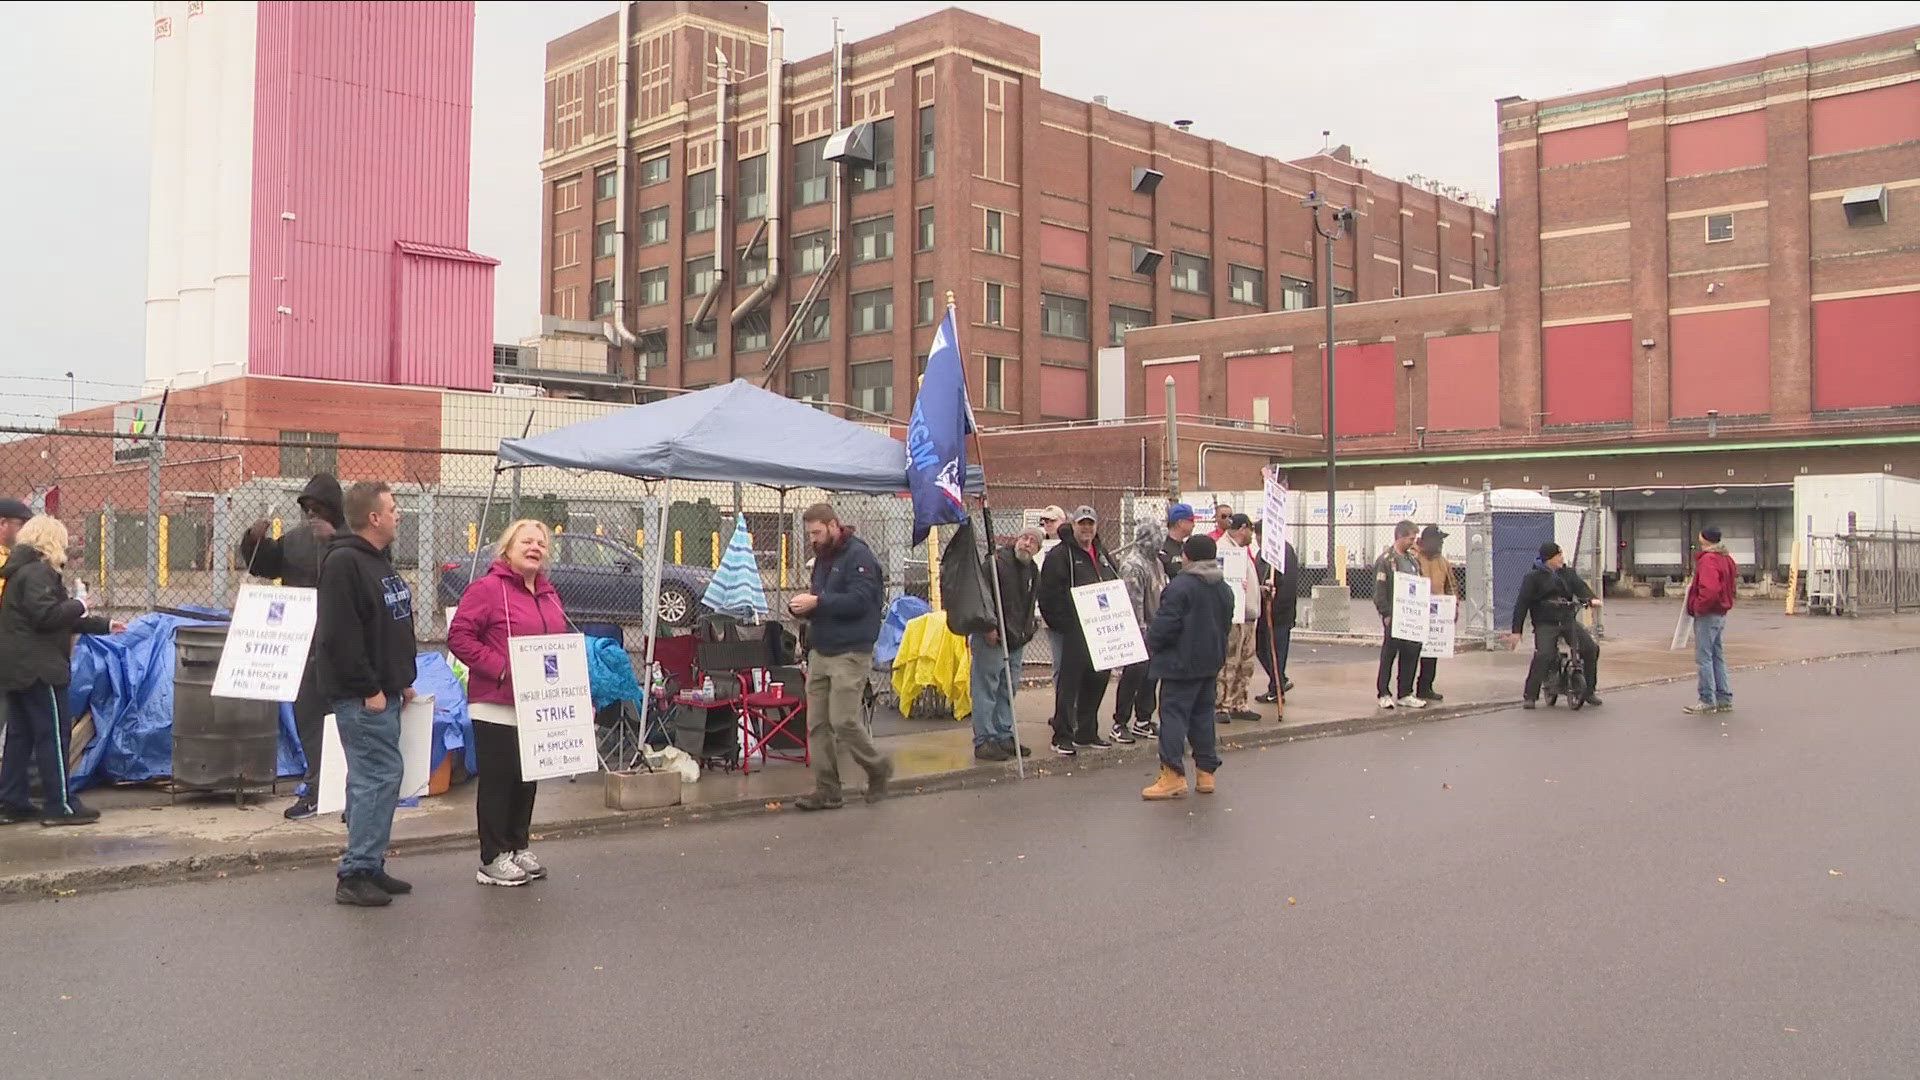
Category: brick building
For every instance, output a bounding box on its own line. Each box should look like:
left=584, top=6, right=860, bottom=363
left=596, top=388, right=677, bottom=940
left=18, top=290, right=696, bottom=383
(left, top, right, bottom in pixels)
left=1123, top=24, right=1920, bottom=579
left=535, top=2, right=1495, bottom=425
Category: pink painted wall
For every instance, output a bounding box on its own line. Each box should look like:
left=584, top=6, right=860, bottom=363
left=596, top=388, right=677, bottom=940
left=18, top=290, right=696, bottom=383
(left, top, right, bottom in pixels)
left=1814, top=292, right=1920, bottom=411
left=1810, top=82, right=1920, bottom=157
left=250, top=1, right=493, bottom=390
left=1326, top=342, right=1396, bottom=437
left=1542, top=320, right=1633, bottom=426
left=1225, top=354, right=1292, bottom=426
left=1540, top=120, right=1628, bottom=168
left=1424, top=332, right=1500, bottom=430
left=1669, top=307, right=1770, bottom=418
left=1039, top=364, right=1088, bottom=419
left=1667, top=111, right=1767, bottom=177
left=1142, top=360, right=1199, bottom=416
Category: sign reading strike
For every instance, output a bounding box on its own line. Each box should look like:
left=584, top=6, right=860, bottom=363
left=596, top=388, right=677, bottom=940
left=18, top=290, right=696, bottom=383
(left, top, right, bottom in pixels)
left=1423, top=595, right=1457, bottom=658
left=1071, top=580, right=1148, bottom=672
left=212, top=584, right=318, bottom=701
left=1390, top=574, right=1431, bottom=644
left=1260, top=466, right=1288, bottom=572
left=509, top=633, right=598, bottom=781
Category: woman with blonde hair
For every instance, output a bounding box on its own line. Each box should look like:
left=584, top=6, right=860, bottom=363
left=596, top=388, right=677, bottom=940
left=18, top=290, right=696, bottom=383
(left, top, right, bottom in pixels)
left=0, top=515, right=123, bottom=826
left=447, top=519, right=570, bottom=886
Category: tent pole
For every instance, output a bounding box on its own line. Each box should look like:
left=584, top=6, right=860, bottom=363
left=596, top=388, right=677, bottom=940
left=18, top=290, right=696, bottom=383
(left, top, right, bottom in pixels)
left=633, top=478, right=671, bottom=770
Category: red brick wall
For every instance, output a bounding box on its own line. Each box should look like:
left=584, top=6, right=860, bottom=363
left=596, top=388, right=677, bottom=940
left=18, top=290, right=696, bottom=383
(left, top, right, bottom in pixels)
left=1669, top=306, right=1771, bottom=418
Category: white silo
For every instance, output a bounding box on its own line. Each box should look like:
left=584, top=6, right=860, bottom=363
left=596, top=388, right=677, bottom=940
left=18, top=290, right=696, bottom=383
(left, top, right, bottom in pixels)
left=144, top=1, right=189, bottom=393
left=210, top=0, right=259, bottom=381
left=176, top=0, right=223, bottom=388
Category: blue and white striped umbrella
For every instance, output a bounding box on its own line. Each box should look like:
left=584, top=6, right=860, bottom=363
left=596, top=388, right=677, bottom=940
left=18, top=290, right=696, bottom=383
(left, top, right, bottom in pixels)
left=701, top=517, right=769, bottom=620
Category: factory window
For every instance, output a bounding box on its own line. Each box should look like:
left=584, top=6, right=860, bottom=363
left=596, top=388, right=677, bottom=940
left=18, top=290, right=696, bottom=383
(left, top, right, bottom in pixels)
left=789, top=367, right=828, bottom=404
left=794, top=137, right=830, bottom=207
left=1281, top=275, right=1313, bottom=310
left=794, top=230, right=829, bottom=274
left=852, top=118, right=895, bottom=192
left=554, top=177, right=581, bottom=213
left=638, top=267, right=667, bottom=306
left=851, top=360, right=894, bottom=416
left=853, top=216, right=894, bottom=263
left=280, top=432, right=339, bottom=478
left=984, top=357, right=1007, bottom=412
left=916, top=280, right=936, bottom=326
left=595, top=167, right=617, bottom=202
left=1170, top=252, right=1208, bottom=294
left=685, top=256, right=715, bottom=297
left=1229, top=265, right=1265, bottom=307
left=552, top=229, right=580, bottom=269
left=740, top=245, right=767, bottom=286
left=985, top=282, right=1005, bottom=326
left=916, top=206, right=935, bottom=251
left=792, top=303, right=829, bottom=344
left=736, top=312, right=770, bottom=353
left=685, top=322, right=716, bottom=359
left=686, top=170, right=716, bottom=234
left=639, top=206, right=668, bottom=246
left=636, top=332, right=667, bottom=369
left=1108, top=304, right=1151, bottom=346
left=1040, top=294, right=1089, bottom=340
left=738, top=155, right=767, bottom=220
left=591, top=278, right=613, bottom=317
left=638, top=153, right=670, bottom=186
left=984, top=210, right=1005, bottom=253
left=1705, top=213, right=1734, bottom=243
left=595, top=220, right=616, bottom=260
left=852, top=289, right=894, bottom=335
left=918, top=105, right=936, bottom=177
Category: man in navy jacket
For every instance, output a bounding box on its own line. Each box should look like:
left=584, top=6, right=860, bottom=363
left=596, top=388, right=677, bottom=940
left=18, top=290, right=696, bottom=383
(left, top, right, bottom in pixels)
left=1141, top=534, right=1234, bottom=800
left=788, top=503, right=893, bottom=811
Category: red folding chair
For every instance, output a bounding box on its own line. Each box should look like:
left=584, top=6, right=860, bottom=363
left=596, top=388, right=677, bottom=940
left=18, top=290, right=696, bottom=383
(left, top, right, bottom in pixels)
left=739, top=667, right=807, bottom=774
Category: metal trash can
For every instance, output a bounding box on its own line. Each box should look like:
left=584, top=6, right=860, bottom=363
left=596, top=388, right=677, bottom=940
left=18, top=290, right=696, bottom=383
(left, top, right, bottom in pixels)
left=172, top=625, right=279, bottom=800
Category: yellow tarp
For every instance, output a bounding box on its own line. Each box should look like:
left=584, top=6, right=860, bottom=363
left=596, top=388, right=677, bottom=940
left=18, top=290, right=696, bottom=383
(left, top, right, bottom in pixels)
left=890, top=611, right=973, bottom=719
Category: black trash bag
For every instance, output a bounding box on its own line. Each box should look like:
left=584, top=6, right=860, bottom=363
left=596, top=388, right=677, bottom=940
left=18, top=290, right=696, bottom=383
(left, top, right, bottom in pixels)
left=941, top=519, right=998, bottom=638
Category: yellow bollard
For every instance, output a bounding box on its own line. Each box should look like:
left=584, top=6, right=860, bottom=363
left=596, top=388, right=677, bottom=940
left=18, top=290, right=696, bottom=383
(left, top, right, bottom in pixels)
left=780, top=534, right=789, bottom=588
left=596, top=523, right=604, bottom=536
left=158, top=515, right=170, bottom=588
left=271, top=517, right=283, bottom=540
left=467, top=522, right=478, bottom=554
left=636, top=528, right=645, bottom=549
left=711, top=532, right=720, bottom=568
left=98, top=513, right=107, bottom=582
left=928, top=525, right=942, bottom=609
left=1333, top=544, right=1347, bottom=587
left=674, top=531, right=682, bottom=564
left=554, top=523, right=564, bottom=534
left=1786, top=540, right=1802, bottom=615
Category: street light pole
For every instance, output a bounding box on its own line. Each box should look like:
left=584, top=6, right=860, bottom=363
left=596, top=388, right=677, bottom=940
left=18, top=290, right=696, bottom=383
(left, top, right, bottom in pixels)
left=1304, top=192, right=1353, bottom=569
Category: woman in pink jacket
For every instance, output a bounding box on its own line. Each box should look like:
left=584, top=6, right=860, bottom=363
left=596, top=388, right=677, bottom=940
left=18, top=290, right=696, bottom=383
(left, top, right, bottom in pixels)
left=448, top=519, right=570, bottom=887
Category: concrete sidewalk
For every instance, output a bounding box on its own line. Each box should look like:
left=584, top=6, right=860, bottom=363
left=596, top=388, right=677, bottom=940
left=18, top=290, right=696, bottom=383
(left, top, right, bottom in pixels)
left=3, top=599, right=1912, bottom=901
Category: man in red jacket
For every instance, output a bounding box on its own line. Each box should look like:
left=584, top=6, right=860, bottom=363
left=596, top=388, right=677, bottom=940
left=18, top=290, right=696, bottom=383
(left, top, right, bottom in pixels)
left=1683, top=526, right=1738, bottom=715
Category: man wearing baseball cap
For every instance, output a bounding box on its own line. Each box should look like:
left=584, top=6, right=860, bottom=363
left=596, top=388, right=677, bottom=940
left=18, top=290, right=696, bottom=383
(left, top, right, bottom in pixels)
left=1036, top=504, right=1121, bottom=755
left=1160, top=503, right=1196, bottom=578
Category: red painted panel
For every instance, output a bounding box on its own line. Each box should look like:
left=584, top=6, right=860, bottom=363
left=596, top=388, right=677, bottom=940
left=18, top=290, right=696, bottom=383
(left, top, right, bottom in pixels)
left=1540, top=120, right=1628, bottom=167
left=1667, top=111, right=1766, bottom=177
left=1142, top=360, right=1198, bottom=416
left=1669, top=308, right=1770, bottom=417
left=1039, top=364, right=1088, bottom=419
left=1225, top=354, right=1292, bottom=426
left=1038, top=223, right=1088, bottom=270
left=394, top=249, right=497, bottom=390
left=1424, top=332, right=1500, bottom=430
left=1322, top=342, right=1396, bottom=437
left=250, top=1, right=487, bottom=388
left=1811, top=82, right=1920, bottom=157
left=1542, top=320, right=1633, bottom=425
left=1814, top=293, right=1920, bottom=411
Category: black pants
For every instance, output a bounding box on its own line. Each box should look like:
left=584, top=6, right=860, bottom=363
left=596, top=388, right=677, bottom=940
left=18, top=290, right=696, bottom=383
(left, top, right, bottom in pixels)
left=1416, top=656, right=1439, bottom=697
left=1156, top=677, right=1220, bottom=775
left=473, top=720, right=538, bottom=864
left=1525, top=620, right=1600, bottom=701
left=0, top=682, right=84, bottom=817
left=1112, top=661, right=1156, bottom=728
left=1256, top=612, right=1293, bottom=691
left=292, top=663, right=328, bottom=794
left=1376, top=623, right=1421, bottom=698
left=1050, top=632, right=1111, bottom=745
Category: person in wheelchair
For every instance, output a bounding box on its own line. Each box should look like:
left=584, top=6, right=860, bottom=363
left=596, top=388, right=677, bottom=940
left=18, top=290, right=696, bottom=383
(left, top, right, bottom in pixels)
left=1507, top=542, right=1602, bottom=709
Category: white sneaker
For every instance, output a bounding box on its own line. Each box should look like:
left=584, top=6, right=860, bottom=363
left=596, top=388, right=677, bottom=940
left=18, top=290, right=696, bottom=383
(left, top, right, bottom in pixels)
left=1398, top=695, right=1429, bottom=710
left=1377, top=695, right=1397, bottom=709
left=476, top=853, right=529, bottom=887
left=510, top=849, right=548, bottom=880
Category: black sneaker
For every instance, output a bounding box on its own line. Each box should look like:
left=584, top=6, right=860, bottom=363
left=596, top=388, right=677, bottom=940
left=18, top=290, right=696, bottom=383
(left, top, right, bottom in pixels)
left=998, top=739, right=1033, bottom=758
left=1052, top=740, right=1078, bottom=757
left=1074, top=735, right=1114, bottom=750
left=1522, top=700, right=1538, bottom=710
left=1230, top=709, right=1261, bottom=723
left=41, top=805, right=101, bottom=827
left=1582, top=694, right=1603, bottom=707
left=974, top=742, right=1011, bottom=762
left=794, top=792, right=844, bottom=811
left=1128, top=719, right=1157, bottom=739
left=1254, top=691, right=1279, bottom=704
left=1110, top=726, right=1138, bottom=745
left=1419, top=690, right=1445, bottom=703
left=335, top=873, right=393, bottom=907
left=1215, top=710, right=1233, bottom=725
left=865, top=758, right=895, bottom=804
left=0, top=804, right=37, bottom=826
left=1282, top=679, right=1295, bottom=694
left=284, top=795, right=318, bottom=821
left=371, top=871, right=413, bottom=895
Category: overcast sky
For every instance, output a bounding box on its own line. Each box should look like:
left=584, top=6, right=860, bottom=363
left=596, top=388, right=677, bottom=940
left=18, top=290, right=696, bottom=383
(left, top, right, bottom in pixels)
left=0, top=2, right=1912, bottom=421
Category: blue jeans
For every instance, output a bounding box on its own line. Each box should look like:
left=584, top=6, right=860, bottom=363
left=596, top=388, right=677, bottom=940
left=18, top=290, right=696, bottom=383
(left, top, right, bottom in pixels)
left=1694, top=613, right=1732, bottom=706
left=968, top=634, right=1023, bottom=747
left=333, top=696, right=404, bottom=878
left=1157, top=677, right=1220, bottom=775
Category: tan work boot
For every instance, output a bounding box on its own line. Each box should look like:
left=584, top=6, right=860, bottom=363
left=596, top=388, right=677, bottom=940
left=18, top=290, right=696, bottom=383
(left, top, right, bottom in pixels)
left=1142, top=765, right=1188, bottom=801
left=1195, top=769, right=1217, bottom=795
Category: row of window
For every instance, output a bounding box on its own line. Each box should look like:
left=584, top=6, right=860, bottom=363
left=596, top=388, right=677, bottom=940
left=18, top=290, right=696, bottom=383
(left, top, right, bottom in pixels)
left=786, top=353, right=1011, bottom=416
left=591, top=289, right=895, bottom=349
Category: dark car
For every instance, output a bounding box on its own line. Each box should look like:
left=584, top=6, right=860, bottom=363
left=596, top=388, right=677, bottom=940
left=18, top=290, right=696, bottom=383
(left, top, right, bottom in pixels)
left=438, top=533, right=715, bottom=628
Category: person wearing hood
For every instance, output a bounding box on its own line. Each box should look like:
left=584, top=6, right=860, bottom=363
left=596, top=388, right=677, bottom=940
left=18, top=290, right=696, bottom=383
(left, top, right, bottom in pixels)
left=970, top=526, right=1044, bottom=762
left=316, top=482, right=419, bottom=907
left=1141, top=534, right=1234, bottom=800
left=1507, top=542, right=1602, bottom=709
left=1111, top=520, right=1169, bottom=745
left=1683, top=526, right=1738, bottom=715
left=448, top=519, right=569, bottom=886
left=239, top=473, right=346, bottom=821
left=0, top=515, right=124, bottom=826
left=1037, top=505, right=1122, bottom=755
left=787, top=503, right=893, bottom=811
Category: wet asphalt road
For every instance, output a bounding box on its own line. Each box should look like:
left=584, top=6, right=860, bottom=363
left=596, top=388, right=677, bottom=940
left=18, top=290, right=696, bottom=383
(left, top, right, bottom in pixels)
left=5, top=654, right=1918, bottom=1079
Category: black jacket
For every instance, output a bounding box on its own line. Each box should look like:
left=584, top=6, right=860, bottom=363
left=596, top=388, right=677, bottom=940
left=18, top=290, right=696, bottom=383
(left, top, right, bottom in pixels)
left=1259, top=542, right=1300, bottom=628
left=805, top=529, right=884, bottom=656
left=0, top=545, right=110, bottom=691
left=1037, top=525, right=1120, bottom=638
left=1158, top=533, right=1189, bottom=578
left=985, top=544, right=1039, bottom=651
left=315, top=534, right=418, bottom=701
left=1147, top=560, right=1234, bottom=681
left=238, top=474, right=344, bottom=588
left=1511, top=561, right=1595, bottom=634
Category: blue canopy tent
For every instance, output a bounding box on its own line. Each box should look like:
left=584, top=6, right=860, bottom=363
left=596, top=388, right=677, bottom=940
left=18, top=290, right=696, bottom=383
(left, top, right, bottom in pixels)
left=490, top=379, right=978, bottom=770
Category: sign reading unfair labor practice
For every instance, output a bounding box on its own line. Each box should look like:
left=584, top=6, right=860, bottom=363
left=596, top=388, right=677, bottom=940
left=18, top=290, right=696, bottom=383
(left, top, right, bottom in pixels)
left=212, top=585, right=318, bottom=701
left=509, top=633, right=598, bottom=781
left=1071, top=580, right=1148, bottom=672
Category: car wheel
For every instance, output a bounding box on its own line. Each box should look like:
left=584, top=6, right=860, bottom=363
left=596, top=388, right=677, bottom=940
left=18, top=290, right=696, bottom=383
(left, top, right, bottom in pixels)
left=658, top=583, right=696, bottom=627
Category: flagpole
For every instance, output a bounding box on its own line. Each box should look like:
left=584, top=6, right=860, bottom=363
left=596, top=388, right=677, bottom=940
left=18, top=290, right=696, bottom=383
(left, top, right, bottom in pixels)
left=949, top=291, right=1026, bottom=781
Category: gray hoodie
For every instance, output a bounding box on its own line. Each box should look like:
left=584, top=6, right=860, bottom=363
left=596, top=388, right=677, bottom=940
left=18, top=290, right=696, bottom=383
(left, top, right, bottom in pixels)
left=1116, top=521, right=1170, bottom=627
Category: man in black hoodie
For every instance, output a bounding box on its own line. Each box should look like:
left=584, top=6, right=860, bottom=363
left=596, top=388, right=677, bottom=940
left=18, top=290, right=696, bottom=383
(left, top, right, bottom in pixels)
left=238, top=473, right=344, bottom=820
left=316, top=481, right=418, bottom=907
left=1508, top=542, right=1602, bottom=708
left=1036, top=506, right=1121, bottom=756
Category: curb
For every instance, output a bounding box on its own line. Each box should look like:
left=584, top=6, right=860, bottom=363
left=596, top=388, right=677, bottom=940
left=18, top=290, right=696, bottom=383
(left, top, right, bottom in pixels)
left=6, top=643, right=1915, bottom=904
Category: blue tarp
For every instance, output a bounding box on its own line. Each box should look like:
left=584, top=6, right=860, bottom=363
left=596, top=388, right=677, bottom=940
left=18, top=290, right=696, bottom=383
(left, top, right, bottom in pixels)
left=874, top=596, right=931, bottom=669
left=587, top=635, right=641, bottom=711
left=67, top=612, right=474, bottom=791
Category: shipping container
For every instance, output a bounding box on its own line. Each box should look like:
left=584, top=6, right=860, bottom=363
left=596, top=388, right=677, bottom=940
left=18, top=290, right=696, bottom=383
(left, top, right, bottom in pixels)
left=1793, top=473, right=1920, bottom=540
left=1371, top=485, right=1475, bottom=563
